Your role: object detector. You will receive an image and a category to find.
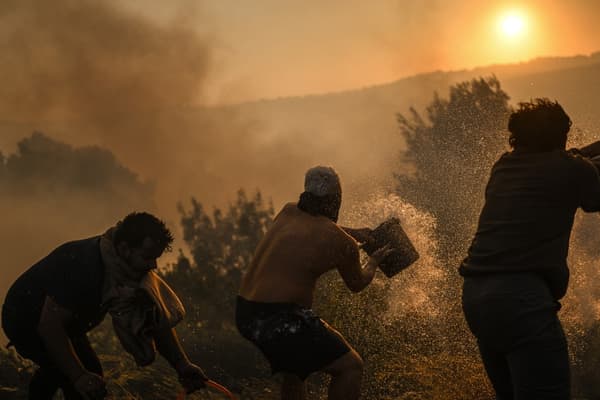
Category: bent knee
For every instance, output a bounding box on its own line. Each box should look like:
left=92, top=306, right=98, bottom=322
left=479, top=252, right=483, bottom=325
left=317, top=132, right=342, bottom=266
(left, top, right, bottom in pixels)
left=326, top=350, right=364, bottom=376
left=348, top=351, right=364, bottom=371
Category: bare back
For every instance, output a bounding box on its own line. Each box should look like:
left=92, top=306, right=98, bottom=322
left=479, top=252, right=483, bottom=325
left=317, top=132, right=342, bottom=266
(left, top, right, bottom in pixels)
left=239, top=203, right=358, bottom=308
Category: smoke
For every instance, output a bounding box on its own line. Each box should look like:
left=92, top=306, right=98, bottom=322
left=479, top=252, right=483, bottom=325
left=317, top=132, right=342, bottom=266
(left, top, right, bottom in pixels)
left=0, top=0, right=209, bottom=120
left=0, top=132, right=155, bottom=337
left=0, top=0, right=219, bottom=343
left=0, top=0, right=400, bottom=210
left=0, top=0, right=214, bottom=187
left=0, top=0, right=206, bottom=223
left=0, top=0, right=403, bottom=334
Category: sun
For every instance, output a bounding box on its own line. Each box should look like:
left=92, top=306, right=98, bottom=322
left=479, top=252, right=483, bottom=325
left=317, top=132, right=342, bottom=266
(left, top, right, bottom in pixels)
left=498, top=11, right=527, bottom=38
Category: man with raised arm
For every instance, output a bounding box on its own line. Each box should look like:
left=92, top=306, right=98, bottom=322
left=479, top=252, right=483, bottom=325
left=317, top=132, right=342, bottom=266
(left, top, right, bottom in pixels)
left=2, top=212, right=207, bottom=399
left=236, top=166, right=390, bottom=400
left=461, top=99, right=600, bottom=399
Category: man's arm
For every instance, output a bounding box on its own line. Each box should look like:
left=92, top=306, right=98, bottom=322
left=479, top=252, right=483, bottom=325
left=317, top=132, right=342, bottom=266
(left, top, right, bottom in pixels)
left=576, top=140, right=600, bottom=158
left=38, top=296, right=106, bottom=398
left=154, top=327, right=207, bottom=393
left=341, top=227, right=373, bottom=245
left=575, top=156, right=600, bottom=212
left=335, top=235, right=390, bottom=293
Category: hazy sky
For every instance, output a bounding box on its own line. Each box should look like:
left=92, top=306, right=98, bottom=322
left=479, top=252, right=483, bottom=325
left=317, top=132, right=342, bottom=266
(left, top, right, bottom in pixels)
left=113, top=0, right=600, bottom=104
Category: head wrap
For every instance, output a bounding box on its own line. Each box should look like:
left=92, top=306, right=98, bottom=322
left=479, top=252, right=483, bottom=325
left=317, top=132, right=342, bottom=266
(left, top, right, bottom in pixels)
left=304, top=166, right=341, bottom=196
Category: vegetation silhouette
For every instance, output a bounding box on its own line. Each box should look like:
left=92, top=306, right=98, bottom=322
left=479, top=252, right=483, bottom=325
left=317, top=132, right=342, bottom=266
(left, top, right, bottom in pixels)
left=10, top=75, right=600, bottom=398
left=395, top=76, right=511, bottom=266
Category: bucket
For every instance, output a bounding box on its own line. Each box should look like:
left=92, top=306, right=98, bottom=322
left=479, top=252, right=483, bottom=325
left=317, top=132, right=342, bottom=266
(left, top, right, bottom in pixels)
left=362, top=217, right=419, bottom=278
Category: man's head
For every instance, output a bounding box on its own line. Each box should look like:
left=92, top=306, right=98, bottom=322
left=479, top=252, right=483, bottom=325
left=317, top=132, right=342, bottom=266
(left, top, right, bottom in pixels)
left=114, top=212, right=174, bottom=277
left=297, top=166, right=342, bottom=222
left=508, top=98, right=572, bottom=152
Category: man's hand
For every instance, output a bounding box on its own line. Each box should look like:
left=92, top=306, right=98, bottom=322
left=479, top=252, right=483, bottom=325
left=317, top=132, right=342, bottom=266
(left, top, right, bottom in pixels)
left=73, top=371, right=107, bottom=400
left=369, top=243, right=393, bottom=266
left=578, top=141, right=600, bottom=158
left=177, top=362, right=208, bottom=394
left=155, top=328, right=207, bottom=393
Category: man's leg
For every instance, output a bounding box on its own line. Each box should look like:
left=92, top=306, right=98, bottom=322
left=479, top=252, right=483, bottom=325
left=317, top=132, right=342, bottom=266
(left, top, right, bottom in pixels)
left=28, top=367, right=63, bottom=400
left=59, top=334, right=104, bottom=400
left=320, top=325, right=364, bottom=400
left=1, top=306, right=61, bottom=399
left=8, top=340, right=65, bottom=399
left=477, top=342, right=514, bottom=400
left=281, top=373, right=307, bottom=400
left=322, top=351, right=364, bottom=400
left=508, top=317, right=570, bottom=400
left=463, top=278, right=517, bottom=400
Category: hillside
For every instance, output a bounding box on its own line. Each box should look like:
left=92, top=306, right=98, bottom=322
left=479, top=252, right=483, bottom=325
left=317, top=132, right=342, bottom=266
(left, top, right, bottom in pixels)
left=1, top=53, right=598, bottom=212
left=218, top=51, right=600, bottom=206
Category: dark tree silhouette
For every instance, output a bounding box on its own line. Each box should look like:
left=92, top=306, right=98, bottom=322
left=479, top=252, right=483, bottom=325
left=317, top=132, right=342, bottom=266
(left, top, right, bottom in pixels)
left=164, top=189, right=274, bottom=331
left=396, top=76, right=512, bottom=265
left=2, top=132, right=151, bottom=201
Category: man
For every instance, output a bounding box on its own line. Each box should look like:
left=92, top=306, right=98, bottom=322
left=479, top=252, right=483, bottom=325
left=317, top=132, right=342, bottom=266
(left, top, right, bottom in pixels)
left=460, top=99, right=600, bottom=399
left=2, top=212, right=207, bottom=399
left=236, top=166, right=390, bottom=400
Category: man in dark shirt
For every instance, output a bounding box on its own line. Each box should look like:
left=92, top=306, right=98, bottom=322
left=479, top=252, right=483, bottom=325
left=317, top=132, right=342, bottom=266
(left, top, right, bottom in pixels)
left=2, top=212, right=207, bottom=399
left=460, top=99, right=600, bottom=399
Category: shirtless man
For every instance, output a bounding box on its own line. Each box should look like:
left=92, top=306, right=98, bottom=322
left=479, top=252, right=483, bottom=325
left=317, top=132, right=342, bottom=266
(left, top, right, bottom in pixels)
left=236, top=166, right=390, bottom=400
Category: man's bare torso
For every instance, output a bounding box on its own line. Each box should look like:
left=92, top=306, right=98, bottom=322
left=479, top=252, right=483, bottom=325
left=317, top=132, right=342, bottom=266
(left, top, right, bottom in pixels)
left=239, top=203, right=355, bottom=308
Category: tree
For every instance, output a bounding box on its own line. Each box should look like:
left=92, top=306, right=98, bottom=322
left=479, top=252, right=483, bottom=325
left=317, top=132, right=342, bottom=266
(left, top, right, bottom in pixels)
left=395, top=76, right=512, bottom=264
left=163, top=189, right=274, bottom=331
left=2, top=132, right=151, bottom=202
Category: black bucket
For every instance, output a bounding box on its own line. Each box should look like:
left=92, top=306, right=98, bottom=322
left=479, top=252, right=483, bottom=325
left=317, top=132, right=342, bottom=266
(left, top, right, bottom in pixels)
left=362, top=217, right=419, bottom=278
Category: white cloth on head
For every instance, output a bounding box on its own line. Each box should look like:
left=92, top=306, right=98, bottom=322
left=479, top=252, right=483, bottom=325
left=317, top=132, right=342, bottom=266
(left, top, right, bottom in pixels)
left=304, top=166, right=341, bottom=196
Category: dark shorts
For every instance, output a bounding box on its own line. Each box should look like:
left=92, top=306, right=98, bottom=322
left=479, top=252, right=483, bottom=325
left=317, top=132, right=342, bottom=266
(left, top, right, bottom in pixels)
left=235, top=296, right=350, bottom=380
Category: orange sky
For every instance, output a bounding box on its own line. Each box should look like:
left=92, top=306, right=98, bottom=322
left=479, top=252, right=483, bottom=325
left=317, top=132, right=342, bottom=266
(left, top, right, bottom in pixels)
left=109, top=1, right=600, bottom=104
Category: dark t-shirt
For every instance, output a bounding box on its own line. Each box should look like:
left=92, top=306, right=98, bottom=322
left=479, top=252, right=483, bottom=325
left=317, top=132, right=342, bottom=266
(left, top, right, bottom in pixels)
left=460, top=149, right=600, bottom=299
left=3, top=236, right=106, bottom=336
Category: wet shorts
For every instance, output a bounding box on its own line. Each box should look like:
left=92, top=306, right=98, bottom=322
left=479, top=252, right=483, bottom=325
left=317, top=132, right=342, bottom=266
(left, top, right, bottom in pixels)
left=235, top=296, right=350, bottom=380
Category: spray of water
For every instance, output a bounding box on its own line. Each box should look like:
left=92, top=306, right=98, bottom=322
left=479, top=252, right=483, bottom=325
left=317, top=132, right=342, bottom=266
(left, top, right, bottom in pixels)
left=329, top=192, right=493, bottom=399
left=343, top=192, right=445, bottom=321
left=334, top=192, right=600, bottom=398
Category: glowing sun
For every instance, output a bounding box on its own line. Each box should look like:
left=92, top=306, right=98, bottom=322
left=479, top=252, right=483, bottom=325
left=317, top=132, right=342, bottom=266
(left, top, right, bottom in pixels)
left=498, top=11, right=527, bottom=38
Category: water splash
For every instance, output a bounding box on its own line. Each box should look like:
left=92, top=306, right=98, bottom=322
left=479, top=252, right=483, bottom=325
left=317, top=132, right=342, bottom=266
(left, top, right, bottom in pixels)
left=342, top=192, right=445, bottom=321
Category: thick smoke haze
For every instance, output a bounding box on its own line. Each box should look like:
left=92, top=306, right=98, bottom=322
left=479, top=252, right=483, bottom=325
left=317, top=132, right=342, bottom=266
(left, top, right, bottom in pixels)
left=0, top=0, right=402, bottom=317
left=0, top=0, right=211, bottom=314
left=0, top=0, right=399, bottom=211
left=1, top=2, right=599, bottom=243
left=1, top=0, right=600, bottom=344
left=1, top=2, right=600, bottom=397
left=0, top=0, right=210, bottom=179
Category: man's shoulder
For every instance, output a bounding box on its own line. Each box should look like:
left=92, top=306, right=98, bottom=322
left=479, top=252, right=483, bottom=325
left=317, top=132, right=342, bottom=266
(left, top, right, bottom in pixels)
left=9, top=236, right=104, bottom=306
left=555, top=150, right=600, bottom=179
left=273, top=202, right=302, bottom=220
left=48, top=236, right=105, bottom=300
left=52, top=235, right=101, bottom=258
left=279, top=202, right=333, bottom=225
left=56, top=235, right=101, bottom=250
left=46, top=235, right=104, bottom=273
left=498, top=149, right=590, bottom=169
left=277, top=202, right=349, bottom=241
left=322, top=224, right=357, bottom=257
